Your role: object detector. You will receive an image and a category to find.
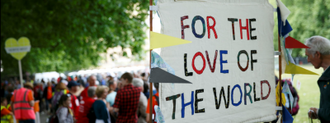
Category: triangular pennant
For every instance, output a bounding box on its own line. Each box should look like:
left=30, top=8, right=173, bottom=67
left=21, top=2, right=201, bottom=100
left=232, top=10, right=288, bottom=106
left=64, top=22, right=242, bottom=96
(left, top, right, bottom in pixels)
left=277, top=7, right=292, bottom=37
left=285, top=36, right=309, bottom=48
left=282, top=81, right=294, bottom=109
left=150, top=67, right=192, bottom=84
left=151, top=51, right=175, bottom=74
left=150, top=31, right=192, bottom=49
left=284, top=62, right=318, bottom=75
left=276, top=0, right=291, bottom=25
left=282, top=106, right=294, bottom=123
left=276, top=83, right=286, bottom=106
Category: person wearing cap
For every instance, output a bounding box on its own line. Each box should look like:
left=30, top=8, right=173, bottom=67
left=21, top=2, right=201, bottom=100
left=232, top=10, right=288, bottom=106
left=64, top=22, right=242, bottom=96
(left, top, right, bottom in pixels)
left=132, top=78, right=148, bottom=123
left=67, top=81, right=80, bottom=122
left=305, top=36, right=330, bottom=122
left=11, top=82, right=35, bottom=123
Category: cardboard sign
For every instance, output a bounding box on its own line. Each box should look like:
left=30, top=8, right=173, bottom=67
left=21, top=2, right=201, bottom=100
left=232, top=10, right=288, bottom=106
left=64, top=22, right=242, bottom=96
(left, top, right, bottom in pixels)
left=158, top=0, right=276, bottom=122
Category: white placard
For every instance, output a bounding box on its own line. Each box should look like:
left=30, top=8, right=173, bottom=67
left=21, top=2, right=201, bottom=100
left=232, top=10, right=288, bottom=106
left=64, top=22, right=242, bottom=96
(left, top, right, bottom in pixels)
left=158, top=0, right=276, bottom=122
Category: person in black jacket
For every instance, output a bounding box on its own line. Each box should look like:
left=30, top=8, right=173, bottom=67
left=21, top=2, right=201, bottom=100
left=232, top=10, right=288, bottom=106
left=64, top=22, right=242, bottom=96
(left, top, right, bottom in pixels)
left=305, top=36, right=330, bottom=122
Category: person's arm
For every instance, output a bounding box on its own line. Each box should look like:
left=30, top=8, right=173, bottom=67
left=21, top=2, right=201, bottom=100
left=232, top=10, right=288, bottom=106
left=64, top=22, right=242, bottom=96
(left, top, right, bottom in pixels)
left=28, top=91, right=35, bottom=107
left=112, top=91, right=121, bottom=113
left=317, top=82, right=330, bottom=121
left=101, top=103, right=109, bottom=123
left=1, top=107, right=12, bottom=116
left=139, top=94, right=147, bottom=119
left=146, top=113, right=150, bottom=123
left=317, top=107, right=330, bottom=121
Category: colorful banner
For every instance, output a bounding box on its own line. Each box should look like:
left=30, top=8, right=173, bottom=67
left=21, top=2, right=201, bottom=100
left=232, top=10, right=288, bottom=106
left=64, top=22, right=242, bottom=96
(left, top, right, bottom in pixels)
left=158, top=0, right=276, bottom=122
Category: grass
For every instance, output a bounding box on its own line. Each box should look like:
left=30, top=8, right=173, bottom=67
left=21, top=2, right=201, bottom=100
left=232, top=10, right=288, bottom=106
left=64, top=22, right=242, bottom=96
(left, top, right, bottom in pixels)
left=276, top=64, right=324, bottom=123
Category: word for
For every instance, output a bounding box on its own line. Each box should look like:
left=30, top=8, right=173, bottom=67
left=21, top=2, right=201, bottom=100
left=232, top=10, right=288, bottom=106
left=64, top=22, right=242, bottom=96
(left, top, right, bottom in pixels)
left=184, top=50, right=257, bottom=76
left=165, top=80, right=271, bottom=119
left=181, top=15, right=257, bottom=40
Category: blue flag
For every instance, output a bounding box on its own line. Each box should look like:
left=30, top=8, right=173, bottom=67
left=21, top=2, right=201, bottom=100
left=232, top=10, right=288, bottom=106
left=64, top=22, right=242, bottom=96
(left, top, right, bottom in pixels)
left=282, top=105, right=294, bottom=123
left=277, top=7, right=292, bottom=37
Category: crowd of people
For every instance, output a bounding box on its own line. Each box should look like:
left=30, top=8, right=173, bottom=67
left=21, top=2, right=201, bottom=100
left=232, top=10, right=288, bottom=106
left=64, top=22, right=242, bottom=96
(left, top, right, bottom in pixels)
left=1, top=71, right=160, bottom=123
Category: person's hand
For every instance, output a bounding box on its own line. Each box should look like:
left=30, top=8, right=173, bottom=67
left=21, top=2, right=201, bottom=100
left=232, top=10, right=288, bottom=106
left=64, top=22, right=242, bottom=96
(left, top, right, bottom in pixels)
left=308, top=107, right=318, bottom=119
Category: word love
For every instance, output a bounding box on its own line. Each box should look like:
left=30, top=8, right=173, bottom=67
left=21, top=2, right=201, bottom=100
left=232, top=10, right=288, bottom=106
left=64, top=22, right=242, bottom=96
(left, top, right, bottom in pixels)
left=181, top=15, right=257, bottom=40
left=184, top=50, right=257, bottom=76
left=165, top=80, right=271, bottom=119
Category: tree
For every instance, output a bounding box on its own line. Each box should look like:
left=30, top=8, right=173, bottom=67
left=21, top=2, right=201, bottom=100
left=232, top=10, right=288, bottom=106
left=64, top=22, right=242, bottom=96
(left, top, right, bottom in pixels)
left=1, top=0, right=149, bottom=76
left=273, top=0, right=330, bottom=57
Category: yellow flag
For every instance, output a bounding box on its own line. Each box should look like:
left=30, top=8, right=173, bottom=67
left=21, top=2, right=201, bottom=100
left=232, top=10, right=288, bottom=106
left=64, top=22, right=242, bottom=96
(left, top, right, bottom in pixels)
left=150, top=32, right=191, bottom=49
left=275, top=83, right=286, bottom=106
left=284, top=62, right=318, bottom=75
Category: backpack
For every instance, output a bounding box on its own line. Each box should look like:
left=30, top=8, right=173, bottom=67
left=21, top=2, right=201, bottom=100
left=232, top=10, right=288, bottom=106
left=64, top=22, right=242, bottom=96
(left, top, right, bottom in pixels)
left=87, top=106, right=96, bottom=123
left=49, top=106, right=62, bottom=123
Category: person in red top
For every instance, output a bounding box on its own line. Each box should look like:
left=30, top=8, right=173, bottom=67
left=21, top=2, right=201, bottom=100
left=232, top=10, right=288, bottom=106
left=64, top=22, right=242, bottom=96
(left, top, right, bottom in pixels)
left=67, top=81, right=80, bottom=122
left=113, top=72, right=141, bottom=123
left=146, top=83, right=159, bottom=123
left=77, top=86, right=97, bottom=123
left=80, top=75, right=97, bottom=99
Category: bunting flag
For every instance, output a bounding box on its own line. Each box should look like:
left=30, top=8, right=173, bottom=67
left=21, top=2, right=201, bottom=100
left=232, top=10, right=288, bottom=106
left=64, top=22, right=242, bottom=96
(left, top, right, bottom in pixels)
left=276, top=0, right=290, bottom=26
left=285, top=36, right=309, bottom=48
left=151, top=51, right=175, bottom=74
left=149, top=67, right=192, bottom=84
left=281, top=45, right=295, bottom=73
left=277, top=1, right=317, bottom=76
left=150, top=31, right=192, bottom=49
left=277, top=7, right=292, bottom=37
left=276, top=83, right=286, bottom=106
left=282, top=81, right=294, bottom=109
left=282, top=106, right=294, bottom=123
left=154, top=105, right=165, bottom=123
left=284, top=62, right=318, bottom=75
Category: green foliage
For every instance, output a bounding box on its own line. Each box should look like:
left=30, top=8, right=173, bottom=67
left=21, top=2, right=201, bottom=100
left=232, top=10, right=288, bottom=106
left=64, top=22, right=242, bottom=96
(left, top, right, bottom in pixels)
left=273, top=0, right=330, bottom=57
left=1, top=0, right=149, bottom=76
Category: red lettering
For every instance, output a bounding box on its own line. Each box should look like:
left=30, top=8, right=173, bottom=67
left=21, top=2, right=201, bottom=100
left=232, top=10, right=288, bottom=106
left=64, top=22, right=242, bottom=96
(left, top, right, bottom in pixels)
left=205, top=50, right=218, bottom=73
left=192, top=52, right=206, bottom=74
left=181, top=16, right=189, bottom=39
left=239, top=19, right=250, bottom=40
left=206, top=16, right=218, bottom=39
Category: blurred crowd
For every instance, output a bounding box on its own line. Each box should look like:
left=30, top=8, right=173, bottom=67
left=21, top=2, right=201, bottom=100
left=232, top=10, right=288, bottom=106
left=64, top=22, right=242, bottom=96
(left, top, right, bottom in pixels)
left=1, top=71, right=160, bottom=123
